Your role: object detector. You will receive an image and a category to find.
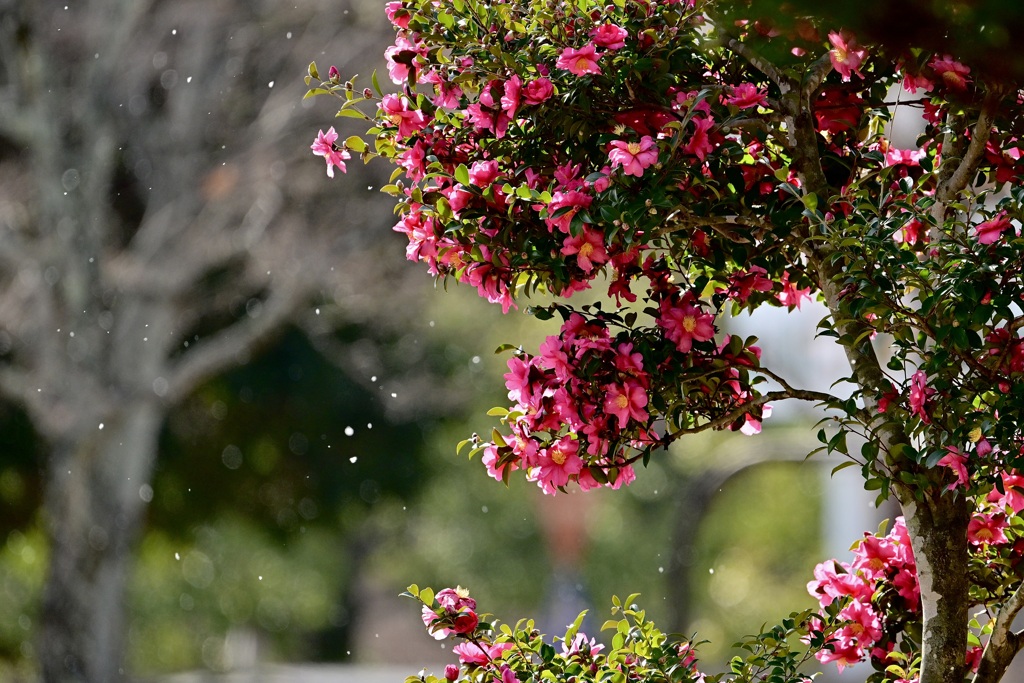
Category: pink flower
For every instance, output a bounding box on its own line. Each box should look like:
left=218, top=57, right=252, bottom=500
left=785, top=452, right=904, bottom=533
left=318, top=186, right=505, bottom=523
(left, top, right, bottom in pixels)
left=739, top=405, right=771, bottom=435
left=683, top=117, right=715, bottom=161
left=657, top=298, right=715, bottom=353
left=453, top=641, right=513, bottom=665
left=828, top=29, right=867, bottom=81
left=608, top=135, right=659, bottom=176
left=562, top=633, right=605, bottom=656
left=936, top=447, right=968, bottom=490
left=723, top=83, right=768, bottom=109
left=436, top=586, right=476, bottom=612
left=902, top=69, right=934, bottom=94
left=523, top=77, right=554, bottom=105
left=908, top=370, right=933, bottom=423
left=310, top=127, right=350, bottom=178
left=894, top=218, right=927, bottom=246
left=777, top=271, right=812, bottom=309
left=545, top=190, right=592, bottom=233
left=603, top=380, right=649, bottom=428
left=444, top=664, right=459, bottom=681
left=381, top=94, right=430, bottom=138
left=500, top=75, right=522, bottom=116
left=532, top=436, right=583, bottom=494
left=556, top=43, right=602, bottom=76
left=469, top=160, right=501, bottom=187
left=929, top=55, right=971, bottom=90
left=560, top=227, right=608, bottom=273
left=590, top=23, right=628, bottom=50
left=968, top=513, right=1008, bottom=546
left=974, top=212, right=1012, bottom=244
left=384, top=1, right=410, bottom=28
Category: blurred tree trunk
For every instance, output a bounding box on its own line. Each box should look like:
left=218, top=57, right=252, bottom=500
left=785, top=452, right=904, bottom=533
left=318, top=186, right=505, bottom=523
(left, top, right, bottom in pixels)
left=40, top=406, right=162, bottom=682
left=0, top=0, right=400, bottom=679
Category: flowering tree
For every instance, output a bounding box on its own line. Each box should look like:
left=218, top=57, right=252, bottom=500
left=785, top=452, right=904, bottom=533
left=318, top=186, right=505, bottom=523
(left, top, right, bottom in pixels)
left=309, top=0, right=1024, bottom=681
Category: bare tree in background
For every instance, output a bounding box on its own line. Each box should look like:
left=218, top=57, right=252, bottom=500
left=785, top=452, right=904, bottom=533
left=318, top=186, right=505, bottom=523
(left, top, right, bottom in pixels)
left=0, top=0, right=407, bottom=680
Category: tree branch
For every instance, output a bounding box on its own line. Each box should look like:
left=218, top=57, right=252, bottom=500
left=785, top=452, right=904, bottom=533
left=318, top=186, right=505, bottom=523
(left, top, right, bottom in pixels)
left=163, top=274, right=311, bottom=405
left=662, top=387, right=836, bottom=442
left=936, top=87, right=1003, bottom=203
left=972, top=583, right=1024, bottom=683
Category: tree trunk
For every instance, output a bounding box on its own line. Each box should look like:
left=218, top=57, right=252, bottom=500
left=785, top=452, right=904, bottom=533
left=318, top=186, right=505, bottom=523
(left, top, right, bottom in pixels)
left=899, top=489, right=972, bottom=683
left=38, top=403, right=162, bottom=683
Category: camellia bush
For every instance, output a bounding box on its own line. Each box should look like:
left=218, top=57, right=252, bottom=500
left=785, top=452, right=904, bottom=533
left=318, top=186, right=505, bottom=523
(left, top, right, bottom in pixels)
left=308, top=0, right=1024, bottom=681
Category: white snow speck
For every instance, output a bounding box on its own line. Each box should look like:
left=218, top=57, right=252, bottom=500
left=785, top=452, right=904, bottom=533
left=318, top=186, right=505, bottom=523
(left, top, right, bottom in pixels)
left=349, top=456, right=357, bottom=464
left=268, top=81, right=275, bottom=88
left=175, top=552, right=180, bottom=560
left=344, top=426, right=354, bottom=436
left=391, top=392, right=397, bottom=398
left=186, top=76, right=192, bottom=83
left=98, top=423, right=104, bottom=430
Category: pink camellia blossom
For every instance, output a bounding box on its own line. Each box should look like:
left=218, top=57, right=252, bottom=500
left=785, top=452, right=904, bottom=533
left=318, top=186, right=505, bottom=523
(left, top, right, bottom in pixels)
left=936, top=446, right=968, bottom=490
left=468, top=159, right=501, bottom=187
left=499, top=665, right=517, bottom=683
left=828, top=29, right=867, bottom=81
left=562, top=633, right=605, bottom=656
left=523, top=77, right=554, bottom=105
left=560, top=227, right=608, bottom=273
left=724, top=82, right=768, bottom=109
left=929, top=55, right=971, bottom=90
left=590, top=23, right=628, bottom=50
left=532, top=435, right=583, bottom=494
left=608, top=135, right=659, bottom=177
left=443, top=664, right=459, bottom=681
left=894, top=218, right=927, bottom=246
left=902, top=69, right=934, bottom=94
left=967, top=513, right=1009, bottom=546
left=725, top=266, right=773, bottom=303
left=974, top=212, right=1012, bottom=244
left=777, top=271, right=812, bottom=309
left=739, top=404, right=771, bottom=435
left=908, top=370, right=934, bottom=423
left=989, top=471, right=1024, bottom=512
left=545, top=190, right=593, bottom=233
left=555, top=43, right=602, bottom=76
left=500, top=74, right=522, bottom=117
left=603, top=380, right=648, bottom=428
left=657, top=298, right=715, bottom=353
left=453, top=641, right=513, bottom=665
left=381, top=94, right=429, bottom=138
left=310, top=127, right=350, bottom=178
left=384, top=1, right=410, bottom=28
left=683, top=117, right=715, bottom=161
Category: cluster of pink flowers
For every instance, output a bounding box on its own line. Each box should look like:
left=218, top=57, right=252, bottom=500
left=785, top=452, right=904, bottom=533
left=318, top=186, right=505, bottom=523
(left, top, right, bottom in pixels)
left=807, top=518, right=919, bottom=672
left=487, top=312, right=651, bottom=493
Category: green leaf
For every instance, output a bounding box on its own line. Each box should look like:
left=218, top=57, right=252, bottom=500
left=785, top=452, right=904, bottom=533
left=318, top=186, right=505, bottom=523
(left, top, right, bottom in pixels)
left=308, top=61, right=320, bottom=80
left=345, top=136, right=366, bottom=153
left=455, top=163, right=470, bottom=185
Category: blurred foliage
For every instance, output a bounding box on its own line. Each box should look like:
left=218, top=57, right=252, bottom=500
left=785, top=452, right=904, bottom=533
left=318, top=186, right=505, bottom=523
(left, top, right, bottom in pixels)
left=0, top=285, right=828, bottom=677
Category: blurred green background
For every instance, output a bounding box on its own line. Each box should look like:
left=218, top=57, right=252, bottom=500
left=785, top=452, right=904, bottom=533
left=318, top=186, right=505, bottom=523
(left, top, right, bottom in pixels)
left=0, top=279, right=827, bottom=677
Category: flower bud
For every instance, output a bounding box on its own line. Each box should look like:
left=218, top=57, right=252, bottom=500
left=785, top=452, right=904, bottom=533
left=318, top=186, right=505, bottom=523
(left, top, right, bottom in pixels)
left=328, top=65, right=340, bottom=82
left=444, top=664, right=459, bottom=681
left=363, top=88, right=373, bottom=99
